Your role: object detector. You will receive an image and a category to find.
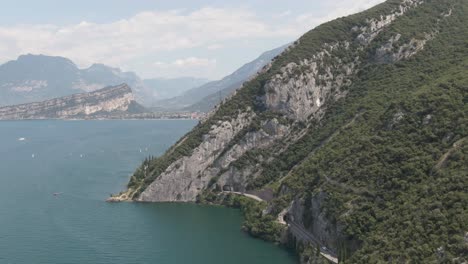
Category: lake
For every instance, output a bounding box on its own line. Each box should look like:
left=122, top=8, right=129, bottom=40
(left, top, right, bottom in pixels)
left=0, top=120, right=297, bottom=264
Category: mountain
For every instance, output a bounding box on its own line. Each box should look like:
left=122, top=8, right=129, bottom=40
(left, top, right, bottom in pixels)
left=0, top=55, right=151, bottom=106
left=0, top=48, right=284, bottom=111
left=155, top=44, right=289, bottom=111
left=143, top=77, right=210, bottom=103
left=111, top=0, right=467, bottom=263
left=0, top=84, right=146, bottom=120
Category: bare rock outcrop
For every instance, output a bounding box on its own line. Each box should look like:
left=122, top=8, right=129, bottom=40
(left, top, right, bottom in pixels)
left=138, top=112, right=255, bottom=201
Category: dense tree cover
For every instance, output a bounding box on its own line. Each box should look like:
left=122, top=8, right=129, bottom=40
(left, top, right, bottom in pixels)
left=273, top=1, right=468, bottom=261
left=125, top=0, right=467, bottom=262
left=226, top=195, right=284, bottom=242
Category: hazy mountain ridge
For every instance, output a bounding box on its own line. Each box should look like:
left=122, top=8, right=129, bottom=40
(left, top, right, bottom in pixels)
left=113, top=0, right=467, bottom=263
left=143, top=77, right=210, bottom=105
left=0, top=54, right=151, bottom=106
left=0, top=54, right=208, bottom=107
left=156, top=44, right=289, bottom=111
left=0, top=47, right=288, bottom=112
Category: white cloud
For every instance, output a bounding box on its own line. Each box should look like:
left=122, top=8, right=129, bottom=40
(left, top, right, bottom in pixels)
left=207, top=44, right=223, bottom=50
left=273, top=10, right=292, bottom=19
left=0, top=8, right=289, bottom=69
left=0, top=0, right=386, bottom=78
left=154, top=57, right=216, bottom=68
left=153, top=57, right=217, bottom=78
left=173, top=57, right=216, bottom=67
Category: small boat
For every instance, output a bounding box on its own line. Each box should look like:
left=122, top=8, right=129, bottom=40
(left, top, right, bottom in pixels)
left=18, top=137, right=26, bottom=141
left=32, top=154, right=35, bottom=158
left=53, top=192, right=63, bottom=196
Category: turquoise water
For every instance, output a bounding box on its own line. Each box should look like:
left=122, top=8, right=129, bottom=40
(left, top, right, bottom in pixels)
left=0, top=120, right=296, bottom=264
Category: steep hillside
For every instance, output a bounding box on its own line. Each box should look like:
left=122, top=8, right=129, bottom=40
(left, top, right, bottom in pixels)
left=155, top=44, right=289, bottom=111
left=0, top=84, right=146, bottom=120
left=0, top=55, right=150, bottom=106
left=113, top=0, right=467, bottom=263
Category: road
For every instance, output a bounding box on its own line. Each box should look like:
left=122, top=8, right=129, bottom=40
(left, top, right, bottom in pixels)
left=222, top=191, right=264, bottom=202
left=288, top=221, right=338, bottom=263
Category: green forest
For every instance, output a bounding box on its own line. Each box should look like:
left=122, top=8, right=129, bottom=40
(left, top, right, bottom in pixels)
left=124, top=0, right=467, bottom=262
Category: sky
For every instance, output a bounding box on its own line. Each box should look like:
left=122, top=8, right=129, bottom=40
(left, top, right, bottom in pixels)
left=0, top=0, right=385, bottom=80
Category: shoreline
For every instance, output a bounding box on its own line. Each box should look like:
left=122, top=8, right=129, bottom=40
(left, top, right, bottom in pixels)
left=0, top=117, right=200, bottom=121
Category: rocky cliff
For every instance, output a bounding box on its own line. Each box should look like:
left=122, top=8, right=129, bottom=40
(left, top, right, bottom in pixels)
left=0, top=84, right=145, bottom=120
left=117, top=0, right=428, bottom=201
left=114, top=0, right=467, bottom=263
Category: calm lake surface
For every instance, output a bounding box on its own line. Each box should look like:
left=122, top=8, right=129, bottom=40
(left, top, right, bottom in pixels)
left=0, top=120, right=297, bottom=264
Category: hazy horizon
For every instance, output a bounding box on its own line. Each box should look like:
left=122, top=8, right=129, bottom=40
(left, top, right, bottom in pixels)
left=0, top=0, right=385, bottom=80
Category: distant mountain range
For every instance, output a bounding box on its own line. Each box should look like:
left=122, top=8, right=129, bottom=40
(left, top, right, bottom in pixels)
left=154, top=44, right=289, bottom=112
left=143, top=77, right=209, bottom=105
left=0, top=45, right=287, bottom=112
left=0, top=84, right=146, bottom=120
left=0, top=54, right=209, bottom=107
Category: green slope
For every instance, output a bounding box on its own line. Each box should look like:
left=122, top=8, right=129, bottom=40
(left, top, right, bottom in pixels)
left=284, top=24, right=468, bottom=263
left=121, top=0, right=467, bottom=262
left=276, top=1, right=467, bottom=262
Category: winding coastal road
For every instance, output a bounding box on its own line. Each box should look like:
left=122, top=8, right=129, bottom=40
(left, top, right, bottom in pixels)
left=224, top=191, right=339, bottom=263
left=222, top=191, right=264, bottom=202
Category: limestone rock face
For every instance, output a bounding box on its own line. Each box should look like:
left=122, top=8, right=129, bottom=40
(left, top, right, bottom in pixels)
left=288, top=193, right=347, bottom=252
left=264, top=42, right=356, bottom=121
left=138, top=115, right=290, bottom=202
left=375, top=32, right=436, bottom=64
left=0, top=84, right=141, bottom=120
left=215, top=118, right=289, bottom=191
left=139, top=112, right=255, bottom=202
left=355, top=0, right=424, bottom=45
